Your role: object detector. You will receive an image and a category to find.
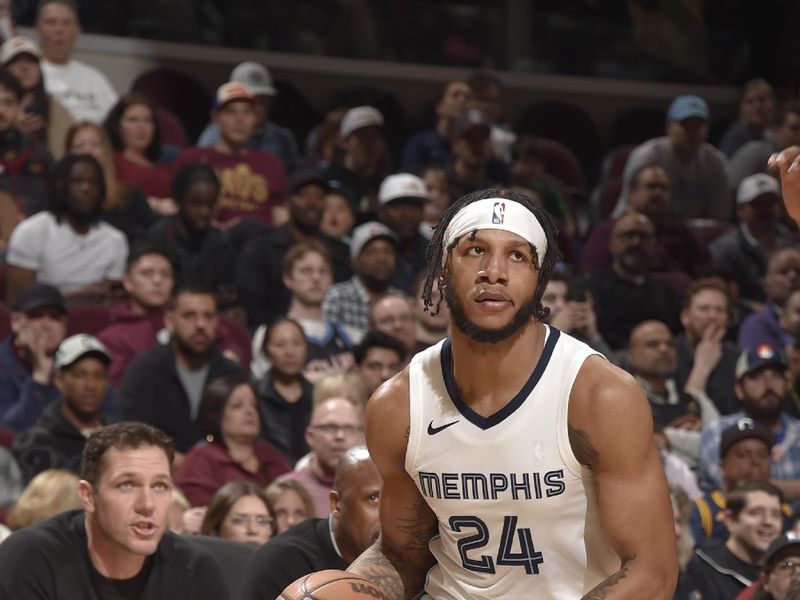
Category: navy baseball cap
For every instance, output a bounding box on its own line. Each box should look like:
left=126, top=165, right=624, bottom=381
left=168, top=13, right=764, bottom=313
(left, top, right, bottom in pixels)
left=12, top=282, right=66, bottom=314
left=735, top=345, right=787, bottom=380
left=719, top=417, right=774, bottom=457
left=763, top=532, right=800, bottom=568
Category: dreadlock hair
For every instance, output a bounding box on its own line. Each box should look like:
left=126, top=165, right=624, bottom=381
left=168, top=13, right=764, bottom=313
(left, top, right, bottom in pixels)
left=421, top=188, right=561, bottom=322
left=49, top=154, right=106, bottom=224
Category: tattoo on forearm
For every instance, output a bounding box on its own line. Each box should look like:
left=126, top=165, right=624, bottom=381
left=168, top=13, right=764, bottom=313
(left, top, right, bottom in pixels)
left=350, top=547, right=405, bottom=600
left=350, top=499, right=436, bottom=600
left=569, top=424, right=599, bottom=467
left=581, top=554, right=635, bottom=600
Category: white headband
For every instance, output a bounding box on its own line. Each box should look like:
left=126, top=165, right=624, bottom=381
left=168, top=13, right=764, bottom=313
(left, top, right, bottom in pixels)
left=442, top=198, right=548, bottom=267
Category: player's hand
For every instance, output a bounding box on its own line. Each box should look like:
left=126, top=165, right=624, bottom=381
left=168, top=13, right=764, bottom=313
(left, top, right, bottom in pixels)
left=769, top=146, right=800, bottom=227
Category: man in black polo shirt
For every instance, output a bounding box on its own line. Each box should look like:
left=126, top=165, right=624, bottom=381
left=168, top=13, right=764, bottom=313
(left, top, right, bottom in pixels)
left=0, top=421, right=229, bottom=599
left=240, top=445, right=381, bottom=599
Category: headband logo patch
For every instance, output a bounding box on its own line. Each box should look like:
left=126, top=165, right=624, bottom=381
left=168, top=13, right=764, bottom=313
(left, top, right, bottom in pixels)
left=492, top=202, right=505, bottom=225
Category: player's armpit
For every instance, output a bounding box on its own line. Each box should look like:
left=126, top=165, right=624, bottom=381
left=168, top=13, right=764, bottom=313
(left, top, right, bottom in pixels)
left=350, top=370, right=438, bottom=600
left=570, top=358, right=678, bottom=599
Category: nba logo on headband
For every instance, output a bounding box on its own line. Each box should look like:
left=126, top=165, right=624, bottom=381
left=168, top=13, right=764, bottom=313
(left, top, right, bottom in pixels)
left=492, top=202, right=505, bottom=224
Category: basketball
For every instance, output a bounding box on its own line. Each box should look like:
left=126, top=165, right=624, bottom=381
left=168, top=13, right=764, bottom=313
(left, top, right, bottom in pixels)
left=278, top=569, right=389, bottom=600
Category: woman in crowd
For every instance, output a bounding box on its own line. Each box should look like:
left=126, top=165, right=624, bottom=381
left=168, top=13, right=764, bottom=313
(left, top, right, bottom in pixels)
left=6, top=469, right=80, bottom=530
left=104, top=93, right=175, bottom=204
left=174, top=373, right=291, bottom=507
left=65, top=121, right=159, bottom=240
left=200, top=480, right=275, bottom=546
left=264, top=479, right=315, bottom=535
left=1, top=36, right=73, bottom=158
left=254, top=317, right=314, bottom=465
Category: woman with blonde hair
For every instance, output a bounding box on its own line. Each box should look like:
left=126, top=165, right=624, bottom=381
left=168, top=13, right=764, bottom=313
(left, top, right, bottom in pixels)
left=6, top=469, right=80, bottom=530
left=264, top=479, right=314, bottom=535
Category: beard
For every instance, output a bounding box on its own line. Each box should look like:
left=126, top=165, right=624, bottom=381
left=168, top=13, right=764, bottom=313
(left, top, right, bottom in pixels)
left=617, top=250, right=649, bottom=277
left=173, top=333, right=213, bottom=362
left=745, top=393, right=784, bottom=424
left=360, top=272, right=390, bottom=294
left=445, top=281, right=537, bottom=344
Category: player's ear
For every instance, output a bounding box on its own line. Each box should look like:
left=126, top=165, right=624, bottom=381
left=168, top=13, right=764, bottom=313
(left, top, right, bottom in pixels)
left=77, top=480, right=96, bottom=513
left=330, top=490, right=341, bottom=516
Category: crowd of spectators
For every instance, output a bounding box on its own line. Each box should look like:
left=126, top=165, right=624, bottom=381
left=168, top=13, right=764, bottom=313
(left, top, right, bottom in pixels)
left=4, top=1, right=800, bottom=598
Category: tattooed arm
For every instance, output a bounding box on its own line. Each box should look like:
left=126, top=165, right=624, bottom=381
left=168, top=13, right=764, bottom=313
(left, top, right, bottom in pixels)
left=569, top=356, right=678, bottom=600
left=349, top=369, right=439, bottom=600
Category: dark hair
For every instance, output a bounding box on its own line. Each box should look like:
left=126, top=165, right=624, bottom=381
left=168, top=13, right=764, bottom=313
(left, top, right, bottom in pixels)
left=201, top=480, right=273, bottom=537
left=172, top=162, right=220, bottom=205
left=80, top=422, right=174, bottom=486
left=196, top=373, right=257, bottom=446
left=104, top=93, right=162, bottom=162
left=125, top=239, right=173, bottom=273
left=36, top=0, right=79, bottom=23
left=627, top=162, right=668, bottom=189
left=169, top=282, right=218, bottom=310
left=353, top=329, right=407, bottom=365
left=282, top=240, right=332, bottom=276
left=49, top=154, right=106, bottom=223
left=727, top=480, right=783, bottom=520
left=420, top=188, right=560, bottom=322
left=0, top=69, right=24, bottom=101
left=261, top=316, right=306, bottom=354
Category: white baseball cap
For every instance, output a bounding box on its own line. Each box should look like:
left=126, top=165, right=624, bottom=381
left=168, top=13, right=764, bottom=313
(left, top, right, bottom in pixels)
left=230, top=61, right=277, bottom=97
left=340, top=106, right=383, bottom=138
left=736, top=173, right=780, bottom=205
left=54, top=334, right=111, bottom=371
left=378, top=173, right=429, bottom=206
left=350, top=221, right=398, bottom=260
left=1, top=36, right=40, bottom=65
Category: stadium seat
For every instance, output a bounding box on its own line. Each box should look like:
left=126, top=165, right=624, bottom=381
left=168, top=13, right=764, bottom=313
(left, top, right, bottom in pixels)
left=590, top=178, right=623, bottom=222
left=609, top=107, right=665, bottom=148
left=218, top=315, right=253, bottom=368
left=536, top=138, right=588, bottom=197
left=0, top=302, right=9, bottom=342
left=601, top=145, right=635, bottom=181
left=517, top=101, right=602, bottom=183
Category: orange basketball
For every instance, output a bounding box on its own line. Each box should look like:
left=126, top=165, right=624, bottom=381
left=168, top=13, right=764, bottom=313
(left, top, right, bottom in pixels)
left=278, top=569, right=389, bottom=600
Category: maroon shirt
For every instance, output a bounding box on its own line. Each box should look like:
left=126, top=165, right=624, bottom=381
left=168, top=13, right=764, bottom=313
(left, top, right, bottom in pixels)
left=114, top=153, right=173, bottom=199
left=174, top=440, right=291, bottom=506
left=173, top=146, right=286, bottom=226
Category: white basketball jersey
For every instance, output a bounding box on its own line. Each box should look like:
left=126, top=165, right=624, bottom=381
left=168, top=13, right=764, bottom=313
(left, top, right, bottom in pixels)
left=406, top=326, right=620, bottom=599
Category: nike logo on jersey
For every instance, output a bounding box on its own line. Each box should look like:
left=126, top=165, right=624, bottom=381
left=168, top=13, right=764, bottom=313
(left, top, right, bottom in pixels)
left=427, top=420, right=459, bottom=435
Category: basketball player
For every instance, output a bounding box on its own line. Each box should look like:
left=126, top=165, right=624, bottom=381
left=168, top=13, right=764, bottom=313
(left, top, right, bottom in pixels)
left=348, top=188, right=678, bottom=598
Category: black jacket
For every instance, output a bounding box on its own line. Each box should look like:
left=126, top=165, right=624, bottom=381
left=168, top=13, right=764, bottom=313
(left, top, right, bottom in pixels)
left=12, top=400, right=101, bottom=484
left=254, top=369, right=313, bottom=465
left=120, top=343, right=242, bottom=452
left=239, top=517, right=347, bottom=600
left=674, top=331, right=741, bottom=416
left=679, top=540, right=761, bottom=600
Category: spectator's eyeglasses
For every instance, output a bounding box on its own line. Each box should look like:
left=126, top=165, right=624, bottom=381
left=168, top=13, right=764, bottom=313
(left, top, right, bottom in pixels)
left=311, top=424, right=363, bottom=436
left=774, top=559, right=800, bottom=574
left=227, top=514, right=274, bottom=531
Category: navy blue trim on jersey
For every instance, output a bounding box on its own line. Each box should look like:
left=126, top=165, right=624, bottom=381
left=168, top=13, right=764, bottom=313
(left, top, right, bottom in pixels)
left=440, top=327, right=561, bottom=430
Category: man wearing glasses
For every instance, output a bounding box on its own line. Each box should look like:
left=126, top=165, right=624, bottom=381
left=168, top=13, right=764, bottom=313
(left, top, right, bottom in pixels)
left=757, top=533, right=800, bottom=600
left=275, top=396, right=364, bottom=517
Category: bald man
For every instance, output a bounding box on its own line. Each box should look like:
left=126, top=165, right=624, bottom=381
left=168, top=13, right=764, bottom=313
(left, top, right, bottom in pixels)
left=240, top=446, right=381, bottom=600
left=586, top=211, right=682, bottom=351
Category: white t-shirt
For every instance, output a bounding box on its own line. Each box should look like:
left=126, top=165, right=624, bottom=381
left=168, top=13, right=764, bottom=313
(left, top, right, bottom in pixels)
left=41, top=59, right=118, bottom=123
left=6, top=212, right=128, bottom=293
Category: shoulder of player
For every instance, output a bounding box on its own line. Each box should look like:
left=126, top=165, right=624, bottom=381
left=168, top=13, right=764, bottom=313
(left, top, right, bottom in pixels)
left=570, top=355, right=651, bottom=429
left=365, top=368, right=410, bottom=471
